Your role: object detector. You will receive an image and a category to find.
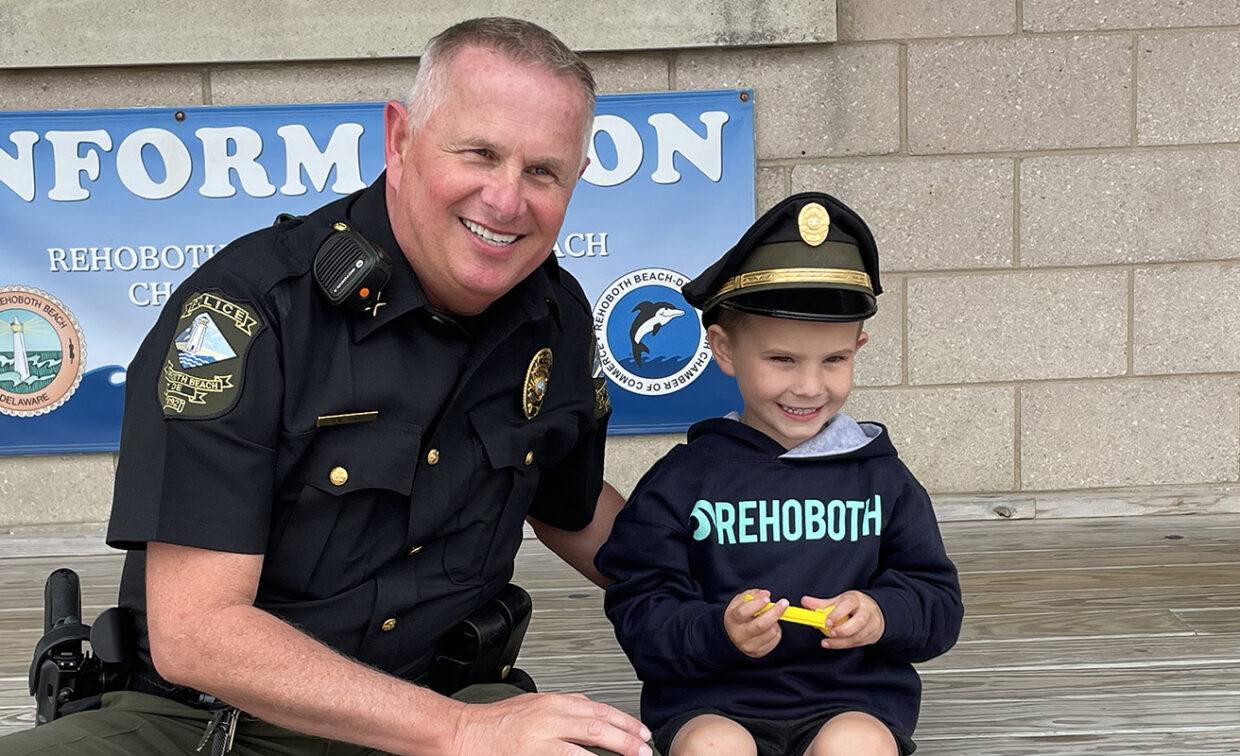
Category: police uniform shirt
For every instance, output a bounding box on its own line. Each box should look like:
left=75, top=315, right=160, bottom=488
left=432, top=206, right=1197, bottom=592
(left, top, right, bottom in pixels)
left=107, top=175, right=608, bottom=684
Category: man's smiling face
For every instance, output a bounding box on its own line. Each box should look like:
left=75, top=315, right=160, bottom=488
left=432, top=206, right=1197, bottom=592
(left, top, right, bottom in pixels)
left=384, top=44, right=591, bottom=315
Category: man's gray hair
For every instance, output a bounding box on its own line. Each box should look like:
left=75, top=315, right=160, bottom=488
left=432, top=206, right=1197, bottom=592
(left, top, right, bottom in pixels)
left=406, top=17, right=597, bottom=159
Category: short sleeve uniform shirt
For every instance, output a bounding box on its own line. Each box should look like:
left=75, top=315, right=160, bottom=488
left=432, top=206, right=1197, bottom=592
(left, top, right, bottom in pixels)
left=108, top=176, right=608, bottom=683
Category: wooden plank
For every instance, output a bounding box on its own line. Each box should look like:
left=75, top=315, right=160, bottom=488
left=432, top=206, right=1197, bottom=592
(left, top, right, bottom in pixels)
left=1172, top=607, right=1240, bottom=635
left=1030, top=486, right=1240, bottom=519
left=916, top=730, right=1240, bottom=755
left=939, top=514, right=1240, bottom=554
left=919, top=664, right=1240, bottom=700
left=921, top=633, right=1240, bottom=673
left=0, top=532, right=113, bottom=559
left=952, top=543, right=1240, bottom=573
left=964, top=586, right=1240, bottom=615
left=915, top=692, right=1240, bottom=737
left=959, top=563, right=1240, bottom=596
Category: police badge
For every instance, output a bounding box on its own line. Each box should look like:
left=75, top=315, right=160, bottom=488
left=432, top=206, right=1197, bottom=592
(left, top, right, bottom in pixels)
left=523, top=348, right=552, bottom=419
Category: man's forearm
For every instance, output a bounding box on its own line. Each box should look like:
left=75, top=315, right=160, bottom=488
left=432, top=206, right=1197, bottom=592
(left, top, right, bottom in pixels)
left=155, top=603, right=462, bottom=755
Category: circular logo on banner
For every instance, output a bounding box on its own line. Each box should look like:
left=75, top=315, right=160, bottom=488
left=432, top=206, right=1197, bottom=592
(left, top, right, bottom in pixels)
left=0, top=286, right=87, bottom=417
left=592, top=268, right=712, bottom=397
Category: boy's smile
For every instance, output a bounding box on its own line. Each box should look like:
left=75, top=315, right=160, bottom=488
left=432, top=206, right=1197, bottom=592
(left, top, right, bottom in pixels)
left=709, top=314, right=867, bottom=450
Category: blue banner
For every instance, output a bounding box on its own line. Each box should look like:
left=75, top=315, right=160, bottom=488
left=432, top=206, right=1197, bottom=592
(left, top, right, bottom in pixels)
left=0, top=91, right=752, bottom=454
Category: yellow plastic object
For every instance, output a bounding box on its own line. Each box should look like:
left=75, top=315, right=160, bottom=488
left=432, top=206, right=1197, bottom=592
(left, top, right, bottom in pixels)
left=745, top=594, right=838, bottom=630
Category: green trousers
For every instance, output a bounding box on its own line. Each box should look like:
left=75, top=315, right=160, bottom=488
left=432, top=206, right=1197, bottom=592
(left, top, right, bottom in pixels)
left=0, top=685, right=653, bottom=755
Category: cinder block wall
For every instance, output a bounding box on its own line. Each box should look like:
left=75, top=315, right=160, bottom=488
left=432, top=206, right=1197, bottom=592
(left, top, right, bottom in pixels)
left=3, top=1, right=1239, bottom=528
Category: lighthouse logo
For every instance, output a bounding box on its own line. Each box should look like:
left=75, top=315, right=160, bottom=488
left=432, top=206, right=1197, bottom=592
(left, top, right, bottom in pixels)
left=592, top=268, right=712, bottom=397
left=161, top=291, right=264, bottom=418
left=0, top=286, right=87, bottom=418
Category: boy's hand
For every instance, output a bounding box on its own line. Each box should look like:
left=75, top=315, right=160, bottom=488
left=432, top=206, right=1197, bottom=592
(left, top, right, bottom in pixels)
left=803, top=591, right=885, bottom=650
left=724, top=589, right=786, bottom=657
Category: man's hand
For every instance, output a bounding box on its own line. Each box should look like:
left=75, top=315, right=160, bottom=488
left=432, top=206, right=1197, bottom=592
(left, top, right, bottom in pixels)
left=450, top=692, right=652, bottom=756
left=803, top=591, right=885, bottom=650
left=724, top=589, right=785, bottom=658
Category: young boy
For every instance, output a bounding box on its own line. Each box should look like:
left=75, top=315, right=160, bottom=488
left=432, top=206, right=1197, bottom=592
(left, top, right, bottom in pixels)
left=595, top=193, right=964, bottom=756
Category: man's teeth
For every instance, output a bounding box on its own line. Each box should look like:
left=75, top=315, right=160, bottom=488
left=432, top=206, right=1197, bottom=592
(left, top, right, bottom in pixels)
left=782, top=405, right=817, bottom=416
left=463, top=219, right=518, bottom=246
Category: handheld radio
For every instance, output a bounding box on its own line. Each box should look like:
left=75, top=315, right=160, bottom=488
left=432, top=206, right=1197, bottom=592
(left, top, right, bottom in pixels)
left=313, top=222, right=392, bottom=313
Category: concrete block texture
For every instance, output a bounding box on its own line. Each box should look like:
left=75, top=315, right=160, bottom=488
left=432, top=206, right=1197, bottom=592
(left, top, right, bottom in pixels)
left=583, top=53, right=671, bottom=95
left=791, top=158, right=1014, bottom=272
left=0, top=0, right=836, bottom=69
left=209, top=62, right=418, bottom=106
left=1134, top=263, right=1240, bottom=375
left=836, top=0, right=1015, bottom=41
left=1024, top=0, right=1240, bottom=32
left=907, top=35, right=1131, bottom=154
left=0, top=454, right=115, bottom=528
left=756, top=166, right=789, bottom=214
left=604, top=433, right=684, bottom=497
left=1021, top=377, right=1240, bottom=489
left=856, top=275, right=903, bottom=387
left=676, top=44, right=900, bottom=160
left=907, top=270, right=1128, bottom=384
left=846, top=385, right=1016, bottom=493
left=0, top=68, right=203, bottom=111
left=1021, top=148, right=1240, bottom=266
left=1138, top=31, right=1240, bottom=146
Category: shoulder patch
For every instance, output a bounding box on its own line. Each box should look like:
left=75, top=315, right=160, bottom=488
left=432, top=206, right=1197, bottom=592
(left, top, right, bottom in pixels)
left=160, top=291, right=266, bottom=419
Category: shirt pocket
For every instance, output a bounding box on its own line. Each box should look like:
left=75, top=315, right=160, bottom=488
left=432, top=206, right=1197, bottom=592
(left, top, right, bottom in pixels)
left=440, top=410, right=578, bottom=586
left=267, top=420, right=422, bottom=597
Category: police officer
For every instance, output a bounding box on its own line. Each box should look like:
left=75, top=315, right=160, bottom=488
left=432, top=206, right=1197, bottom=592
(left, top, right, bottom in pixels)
left=3, top=17, right=654, bottom=756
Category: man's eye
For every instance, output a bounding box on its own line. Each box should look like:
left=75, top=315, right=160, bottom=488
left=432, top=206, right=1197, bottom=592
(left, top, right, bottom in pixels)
left=471, top=148, right=491, bottom=158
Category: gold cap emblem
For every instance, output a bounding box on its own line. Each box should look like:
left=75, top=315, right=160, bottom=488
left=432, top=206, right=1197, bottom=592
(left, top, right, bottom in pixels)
left=798, top=202, right=831, bottom=246
left=523, top=348, right=553, bottom=419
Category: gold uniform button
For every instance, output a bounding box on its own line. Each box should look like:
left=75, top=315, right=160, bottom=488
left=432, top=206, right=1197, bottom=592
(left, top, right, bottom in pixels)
left=381, top=618, right=396, bottom=632
left=427, top=449, right=440, bottom=466
left=524, top=451, right=534, bottom=466
left=408, top=545, right=423, bottom=556
left=329, top=466, right=348, bottom=486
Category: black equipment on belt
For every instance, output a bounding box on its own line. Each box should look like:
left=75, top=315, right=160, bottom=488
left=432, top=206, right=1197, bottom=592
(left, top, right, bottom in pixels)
left=30, top=570, right=536, bottom=729
left=28, top=569, right=134, bottom=725
left=427, top=583, right=535, bottom=694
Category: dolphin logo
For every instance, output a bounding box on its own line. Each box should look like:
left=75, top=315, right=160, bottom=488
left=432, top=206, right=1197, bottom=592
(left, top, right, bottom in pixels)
left=628, top=301, right=684, bottom=367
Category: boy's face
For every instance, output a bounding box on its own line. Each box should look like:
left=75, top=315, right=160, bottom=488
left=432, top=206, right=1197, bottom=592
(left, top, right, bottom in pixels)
left=708, top=314, right=867, bottom=450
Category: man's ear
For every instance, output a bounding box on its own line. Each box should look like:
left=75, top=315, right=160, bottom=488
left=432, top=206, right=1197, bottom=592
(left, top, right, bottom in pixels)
left=707, top=324, right=737, bottom=377
left=383, top=100, right=411, bottom=178
left=856, top=329, right=869, bottom=350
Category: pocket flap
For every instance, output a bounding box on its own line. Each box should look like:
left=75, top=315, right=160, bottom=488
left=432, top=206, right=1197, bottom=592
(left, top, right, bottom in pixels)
left=468, top=410, right=576, bottom=471
left=291, top=420, right=422, bottom=495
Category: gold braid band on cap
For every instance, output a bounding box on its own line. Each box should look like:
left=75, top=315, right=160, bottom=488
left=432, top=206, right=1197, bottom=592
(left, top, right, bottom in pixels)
left=713, top=267, right=873, bottom=298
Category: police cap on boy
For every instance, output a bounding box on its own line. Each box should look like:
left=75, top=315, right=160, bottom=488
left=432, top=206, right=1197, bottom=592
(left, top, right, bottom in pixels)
left=682, top=192, right=882, bottom=323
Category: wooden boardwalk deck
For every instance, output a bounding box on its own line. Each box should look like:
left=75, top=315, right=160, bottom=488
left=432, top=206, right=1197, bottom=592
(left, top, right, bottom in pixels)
left=4, top=513, right=1240, bottom=753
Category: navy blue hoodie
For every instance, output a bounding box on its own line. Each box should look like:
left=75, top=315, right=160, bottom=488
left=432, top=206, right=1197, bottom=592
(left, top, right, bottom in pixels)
left=595, top=414, right=963, bottom=736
